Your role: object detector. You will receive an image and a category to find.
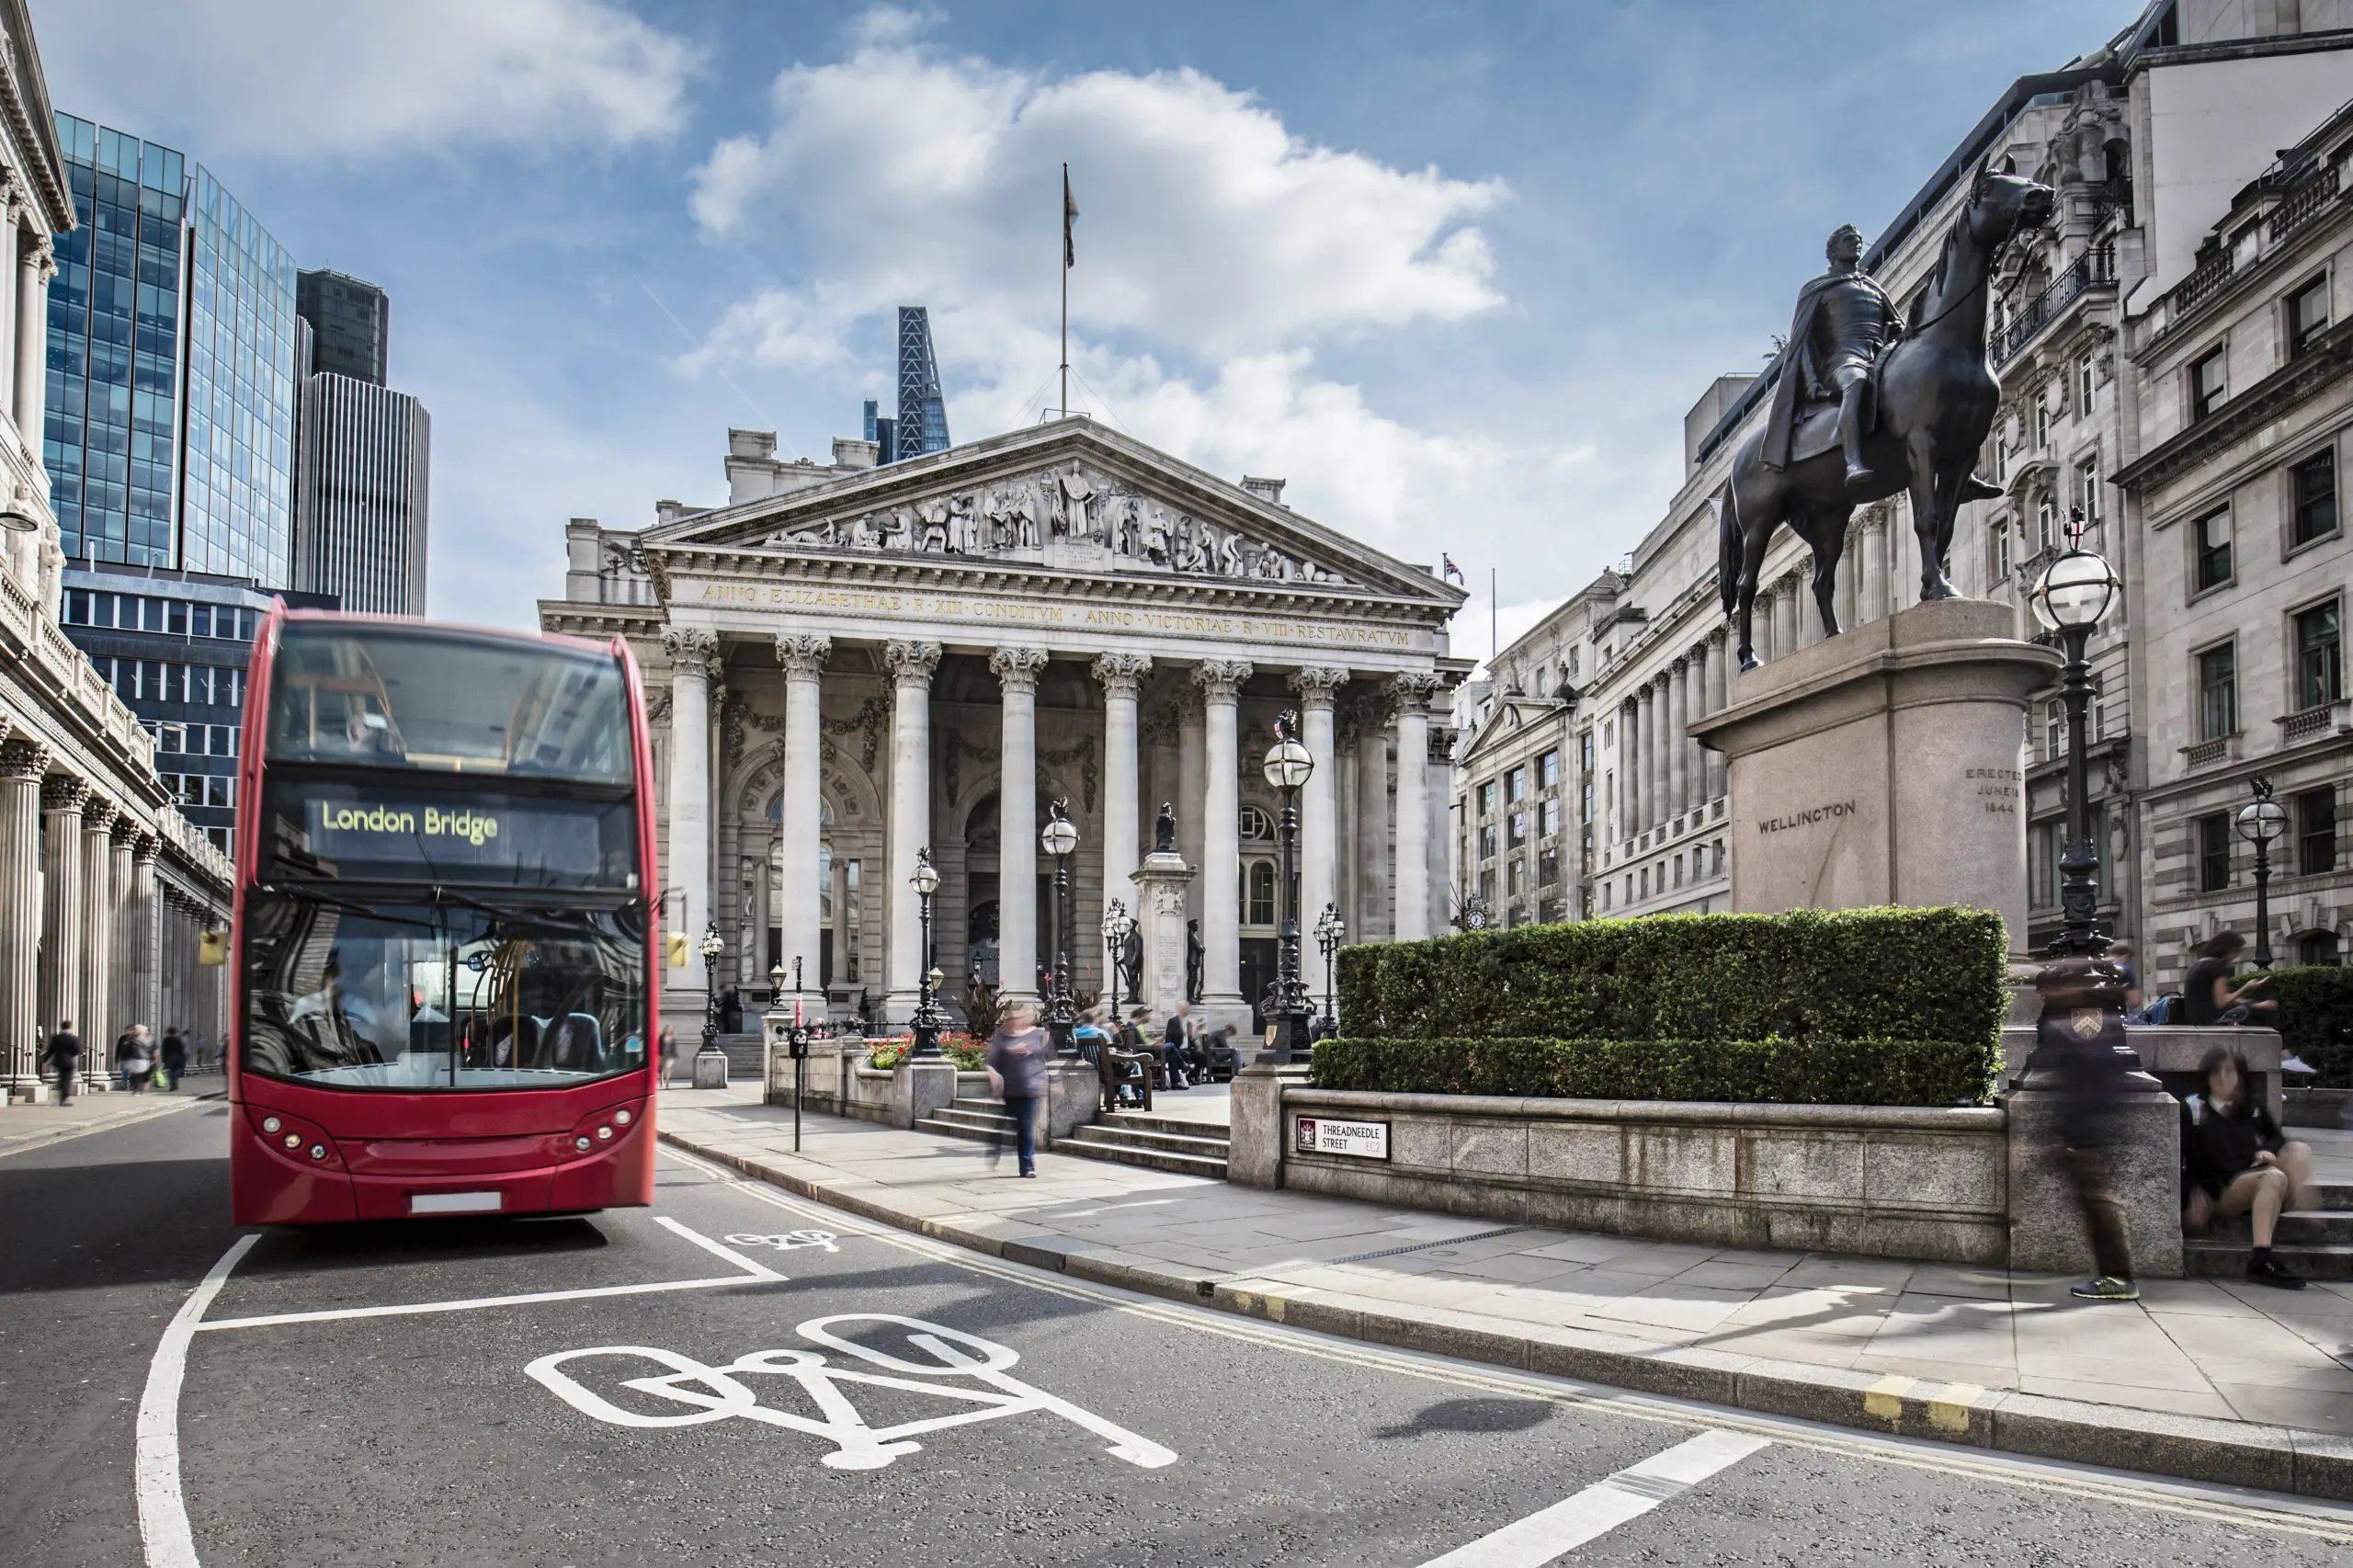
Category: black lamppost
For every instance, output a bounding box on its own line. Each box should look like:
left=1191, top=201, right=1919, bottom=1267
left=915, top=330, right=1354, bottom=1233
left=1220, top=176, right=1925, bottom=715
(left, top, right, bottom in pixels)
left=1262, top=711, right=1314, bottom=1062
left=2237, top=777, right=2289, bottom=970
left=1101, top=899, right=1134, bottom=1008
left=2030, top=506, right=2121, bottom=957
left=1313, top=903, right=1345, bottom=1040
left=697, top=921, right=725, bottom=1057
left=909, top=847, right=944, bottom=1055
left=1041, top=799, right=1079, bottom=1054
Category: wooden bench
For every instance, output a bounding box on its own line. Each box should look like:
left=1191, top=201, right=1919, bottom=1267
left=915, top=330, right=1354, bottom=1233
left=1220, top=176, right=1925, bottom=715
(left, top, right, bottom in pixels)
left=1098, top=1044, right=1155, bottom=1114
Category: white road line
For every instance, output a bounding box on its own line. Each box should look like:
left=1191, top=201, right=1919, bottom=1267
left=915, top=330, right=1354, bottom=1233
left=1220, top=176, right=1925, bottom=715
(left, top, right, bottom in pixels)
left=195, top=1274, right=768, bottom=1332
left=138, top=1233, right=257, bottom=1568
left=655, top=1215, right=787, bottom=1279
left=1416, top=1430, right=1770, bottom=1568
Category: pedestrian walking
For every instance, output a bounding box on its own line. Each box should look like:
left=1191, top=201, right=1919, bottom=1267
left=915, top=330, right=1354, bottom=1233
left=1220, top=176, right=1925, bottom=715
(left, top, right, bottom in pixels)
left=983, top=999, right=1052, bottom=1177
left=658, top=1026, right=679, bottom=1088
left=2035, top=956, right=2141, bottom=1302
left=117, top=1024, right=156, bottom=1095
left=42, top=1020, right=81, bottom=1107
left=160, top=1027, right=188, bottom=1092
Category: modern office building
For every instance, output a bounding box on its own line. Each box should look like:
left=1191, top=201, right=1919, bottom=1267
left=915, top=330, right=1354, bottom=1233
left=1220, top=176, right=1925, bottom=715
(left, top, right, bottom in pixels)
left=59, top=567, right=336, bottom=855
left=292, top=372, right=429, bottom=615
left=895, top=306, right=950, bottom=458
left=45, top=113, right=299, bottom=585
left=295, top=268, right=389, bottom=386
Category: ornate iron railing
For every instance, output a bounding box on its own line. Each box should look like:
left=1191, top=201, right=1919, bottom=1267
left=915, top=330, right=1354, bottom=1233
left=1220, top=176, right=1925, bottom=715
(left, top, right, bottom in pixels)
left=1992, top=247, right=2116, bottom=367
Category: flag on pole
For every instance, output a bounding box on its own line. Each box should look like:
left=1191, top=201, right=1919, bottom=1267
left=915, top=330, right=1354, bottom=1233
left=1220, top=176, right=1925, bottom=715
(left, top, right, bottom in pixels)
left=1440, top=553, right=1465, bottom=585
left=1063, top=165, right=1078, bottom=267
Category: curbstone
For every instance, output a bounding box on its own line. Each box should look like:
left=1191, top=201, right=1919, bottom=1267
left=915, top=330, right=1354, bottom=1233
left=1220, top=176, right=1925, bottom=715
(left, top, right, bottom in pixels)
left=659, top=1125, right=2347, bottom=1503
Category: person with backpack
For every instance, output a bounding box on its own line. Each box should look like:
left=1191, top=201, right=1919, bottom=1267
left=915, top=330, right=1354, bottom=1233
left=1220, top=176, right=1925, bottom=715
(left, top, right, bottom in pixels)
left=116, top=1025, right=155, bottom=1095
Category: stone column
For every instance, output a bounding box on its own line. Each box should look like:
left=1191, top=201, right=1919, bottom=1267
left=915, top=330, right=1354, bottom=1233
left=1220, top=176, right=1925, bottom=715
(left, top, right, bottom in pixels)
left=1288, top=666, right=1348, bottom=938
left=1093, top=653, right=1151, bottom=905
left=1351, top=694, right=1392, bottom=938
left=1194, top=660, right=1252, bottom=1022
left=79, top=800, right=117, bottom=1078
left=1614, top=699, right=1634, bottom=842
left=0, top=207, right=17, bottom=426
left=1176, top=690, right=1206, bottom=920
left=15, top=241, right=48, bottom=449
left=131, top=835, right=160, bottom=1035
left=1686, top=641, right=1710, bottom=812
left=0, top=734, right=45, bottom=1094
left=883, top=640, right=942, bottom=1022
left=1392, top=674, right=1438, bottom=940
left=108, top=819, right=138, bottom=1033
left=1425, top=721, right=1457, bottom=936
left=38, top=775, right=85, bottom=1050
left=1772, top=575, right=1799, bottom=658
left=992, top=646, right=1049, bottom=1005
left=1633, top=682, right=1656, bottom=834
left=775, top=634, right=831, bottom=1007
left=1856, top=517, right=1883, bottom=625
left=1705, top=631, right=1731, bottom=803
left=1667, top=658, right=1690, bottom=822
left=828, top=857, right=850, bottom=990
left=659, top=628, right=718, bottom=978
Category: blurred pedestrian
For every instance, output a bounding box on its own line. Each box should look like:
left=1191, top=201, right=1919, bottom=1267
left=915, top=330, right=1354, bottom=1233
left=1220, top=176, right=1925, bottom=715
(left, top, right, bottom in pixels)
left=2036, top=956, right=2140, bottom=1302
left=159, top=1027, right=188, bottom=1092
left=984, top=999, right=1051, bottom=1177
left=1160, top=1003, right=1194, bottom=1090
left=2105, top=940, right=2143, bottom=1019
left=658, top=1025, right=679, bottom=1087
left=42, top=1020, right=81, bottom=1107
left=117, top=1024, right=155, bottom=1096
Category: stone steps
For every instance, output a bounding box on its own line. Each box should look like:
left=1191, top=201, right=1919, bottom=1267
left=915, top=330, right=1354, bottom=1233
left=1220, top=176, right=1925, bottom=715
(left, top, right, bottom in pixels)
left=1064, top=1119, right=1230, bottom=1178
left=2183, top=1240, right=2353, bottom=1281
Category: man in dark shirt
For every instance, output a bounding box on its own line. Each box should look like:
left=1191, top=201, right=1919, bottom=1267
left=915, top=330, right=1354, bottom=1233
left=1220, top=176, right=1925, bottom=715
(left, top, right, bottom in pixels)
left=2036, top=959, right=2141, bottom=1302
left=42, top=1021, right=81, bottom=1106
left=2181, top=931, right=2274, bottom=1027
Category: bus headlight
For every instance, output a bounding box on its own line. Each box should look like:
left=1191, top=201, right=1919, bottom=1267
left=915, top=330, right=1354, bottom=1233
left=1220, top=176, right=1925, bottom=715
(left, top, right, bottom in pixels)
left=612, top=1109, right=631, bottom=1127
left=261, top=1116, right=282, bottom=1134
left=574, top=1136, right=593, bottom=1152
left=283, top=1132, right=302, bottom=1150
left=309, top=1144, right=327, bottom=1161
left=596, top=1125, right=614, bottom=1141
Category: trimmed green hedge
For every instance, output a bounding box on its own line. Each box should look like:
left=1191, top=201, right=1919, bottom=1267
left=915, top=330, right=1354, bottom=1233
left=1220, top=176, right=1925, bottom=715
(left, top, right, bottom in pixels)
left=2269, top=964, right=2353, bottom=1087
left=1309, top=1036, right=1998, bottom=1108
left=1336, top=907, right=2008, bottom=1050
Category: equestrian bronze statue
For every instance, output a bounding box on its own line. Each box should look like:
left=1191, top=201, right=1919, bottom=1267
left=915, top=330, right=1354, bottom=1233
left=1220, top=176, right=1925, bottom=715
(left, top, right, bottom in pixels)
left=1719, top=161, right=2055, bottom=670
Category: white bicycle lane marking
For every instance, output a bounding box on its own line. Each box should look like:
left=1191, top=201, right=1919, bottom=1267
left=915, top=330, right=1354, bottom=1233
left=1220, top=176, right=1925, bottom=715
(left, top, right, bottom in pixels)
left=528, top=1313, right=1179, bottom=1472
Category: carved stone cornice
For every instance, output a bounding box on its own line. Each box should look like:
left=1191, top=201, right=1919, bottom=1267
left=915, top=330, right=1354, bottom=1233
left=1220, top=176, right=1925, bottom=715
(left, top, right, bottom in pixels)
left=110, top=813, right=141, bottom=845
left=81, top=798, right=119, bottom=834
left=1391, top=672, right=1442, bottom=713
left=1287, top=665, right=1351, bottom=709
left=134, top=833, right=161, bottom=864
left=0, top=737, right=47, bottom=779
left=1091, top=653, right=1152, bottom=699
left=40, top=774, right=90, bottom=813
left=1427, top=723, right=1460, bottom=767
left=1192, top=659, right=1254, bottom=702
left=989, top=646, right=1051, bottom=695
left=773, top=633, right=832, bottom=678
left=884, top=640, right=943, bottom=689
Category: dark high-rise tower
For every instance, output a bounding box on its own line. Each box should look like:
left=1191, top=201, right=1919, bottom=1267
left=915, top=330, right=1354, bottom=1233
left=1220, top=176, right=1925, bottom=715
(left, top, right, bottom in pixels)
left=895, top=306, right=949, bottom=458
left=296, top=269, right=390, bottom=386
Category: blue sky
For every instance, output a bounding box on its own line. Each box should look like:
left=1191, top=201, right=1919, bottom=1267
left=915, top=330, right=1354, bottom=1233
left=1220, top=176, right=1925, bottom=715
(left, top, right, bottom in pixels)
left=42, top=0, right=2136, bottom=652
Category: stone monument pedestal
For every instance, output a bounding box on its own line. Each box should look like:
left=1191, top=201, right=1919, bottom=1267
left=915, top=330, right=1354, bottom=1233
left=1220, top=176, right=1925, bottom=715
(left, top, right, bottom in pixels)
left=1131, top=847, right=1196, bottom=1026
left=1690, top=598, right=2060, bottom=946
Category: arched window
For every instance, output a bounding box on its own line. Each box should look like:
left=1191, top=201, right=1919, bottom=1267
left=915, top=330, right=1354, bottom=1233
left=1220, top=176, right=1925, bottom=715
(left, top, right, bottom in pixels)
left=1238, top=804, right=1272, bottom=841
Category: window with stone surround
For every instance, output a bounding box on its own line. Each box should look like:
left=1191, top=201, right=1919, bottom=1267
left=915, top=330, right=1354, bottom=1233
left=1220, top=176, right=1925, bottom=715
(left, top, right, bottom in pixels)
left=2297, top=787, right=2337, bottom=876
left=1987, top=513, right=2013, bottom=582
left=2198, top=812, right=2232, bottom=892
left=2190, top=347, right=2227, bottom=423
left=1477, top=822, right=1498, bottom=861
left=2078, top=458, right=2101, bottom=528
left=1476, top=779, right=1497, bottom=817
left=2295, top=598, right=2343, bottom=711
left=2291, top=449, right=2337, bottom=550
left=1505, top=765, right=1528, bottom=803
left=2193, top=506, right=2234, bottom=594
left=2197, top=642, right=2238, bottom=740
left=1539, top=846, right=1560, bottom=887
left=1540, top=750, right=1561, bottom=790
left=2288, top=275, right=2330, bottom=359
left=1507, top=809, right=1529, bottom=848
left=2078, top=353, right=2097, bottom=412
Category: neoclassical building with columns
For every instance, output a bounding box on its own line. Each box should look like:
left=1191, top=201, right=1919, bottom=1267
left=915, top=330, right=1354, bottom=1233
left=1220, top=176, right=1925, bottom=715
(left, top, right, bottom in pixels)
left=542, top=419, right=1470, bottom=1031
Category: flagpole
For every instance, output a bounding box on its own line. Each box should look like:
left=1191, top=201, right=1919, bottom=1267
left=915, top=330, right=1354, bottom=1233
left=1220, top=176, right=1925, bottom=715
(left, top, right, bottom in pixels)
left=1491, top=567, right=1498, bottom=665
left=1060, top=162, right=1070, bottom=419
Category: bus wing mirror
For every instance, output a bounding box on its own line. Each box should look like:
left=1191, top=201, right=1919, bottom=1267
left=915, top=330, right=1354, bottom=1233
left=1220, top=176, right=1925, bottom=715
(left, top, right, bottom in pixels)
left=199, top=929, right=230, bottom=968
left=666, top=932, right=689, bottom=968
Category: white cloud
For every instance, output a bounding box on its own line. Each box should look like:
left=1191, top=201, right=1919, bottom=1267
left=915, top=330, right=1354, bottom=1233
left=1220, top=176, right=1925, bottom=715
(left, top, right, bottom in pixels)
left=40, top=0, right=700, bottom=159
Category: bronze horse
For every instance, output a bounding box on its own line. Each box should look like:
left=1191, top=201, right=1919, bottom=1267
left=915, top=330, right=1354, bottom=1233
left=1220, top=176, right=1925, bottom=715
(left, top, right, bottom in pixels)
left=1719, top=165, right=2056, bottom=670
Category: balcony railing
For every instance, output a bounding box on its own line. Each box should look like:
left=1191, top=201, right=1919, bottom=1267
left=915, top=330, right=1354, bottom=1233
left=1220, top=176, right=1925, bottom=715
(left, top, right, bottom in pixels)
left=2267, top=162, right=2343, bottom=245
left=1992, top=247, right=2115, bottom=367
left=2278, top=699, right=2350, bottom=745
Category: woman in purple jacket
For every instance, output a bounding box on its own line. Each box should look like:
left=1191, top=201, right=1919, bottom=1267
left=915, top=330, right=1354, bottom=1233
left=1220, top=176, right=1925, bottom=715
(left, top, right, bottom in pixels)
left=984, top=1001, right=1053, bottom=1177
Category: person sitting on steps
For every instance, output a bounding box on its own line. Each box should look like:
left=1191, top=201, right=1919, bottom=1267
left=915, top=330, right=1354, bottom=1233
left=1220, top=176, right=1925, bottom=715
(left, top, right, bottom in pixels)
left=2182, top=1045, right=2314, bottom=1290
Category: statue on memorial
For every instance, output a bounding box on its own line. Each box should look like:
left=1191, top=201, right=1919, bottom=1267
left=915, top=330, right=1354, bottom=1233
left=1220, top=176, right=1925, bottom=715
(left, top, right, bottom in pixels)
left=1118, top=923, right=1143, bottom=1006
left=1153, top=801, right=1176, bottom=855
left=1185, top=919, right=1204, bottom=1004
left=1721, top=162, right=2053, bottom=671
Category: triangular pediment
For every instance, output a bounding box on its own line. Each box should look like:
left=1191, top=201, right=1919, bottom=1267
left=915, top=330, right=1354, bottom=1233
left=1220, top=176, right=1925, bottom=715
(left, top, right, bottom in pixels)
left=1460, top=695, right=1567, bottom=768
left=644, top=420, right=1462, bottom=607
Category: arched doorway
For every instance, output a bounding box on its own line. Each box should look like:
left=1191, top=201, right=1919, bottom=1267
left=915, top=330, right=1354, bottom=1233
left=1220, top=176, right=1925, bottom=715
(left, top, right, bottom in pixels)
left=764, top=797, right=859, bottom=988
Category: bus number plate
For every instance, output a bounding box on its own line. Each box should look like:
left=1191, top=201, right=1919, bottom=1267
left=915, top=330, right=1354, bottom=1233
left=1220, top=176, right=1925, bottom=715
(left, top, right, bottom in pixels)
left=411, top=1191, right=504, bottom=1215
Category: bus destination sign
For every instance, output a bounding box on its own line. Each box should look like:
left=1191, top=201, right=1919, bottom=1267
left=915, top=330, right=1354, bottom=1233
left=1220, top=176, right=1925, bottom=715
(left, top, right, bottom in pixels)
left=283, top=787, right=626, bottom=885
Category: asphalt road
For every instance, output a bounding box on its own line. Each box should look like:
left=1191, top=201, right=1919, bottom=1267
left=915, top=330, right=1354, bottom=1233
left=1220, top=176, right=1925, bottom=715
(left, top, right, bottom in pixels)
left=7, top=1104, right=2353, bottom=1568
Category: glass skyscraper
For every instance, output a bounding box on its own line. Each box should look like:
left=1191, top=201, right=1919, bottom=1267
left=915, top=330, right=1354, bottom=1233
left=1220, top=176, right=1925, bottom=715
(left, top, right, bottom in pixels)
left=46, top=114, right=298, bottom=585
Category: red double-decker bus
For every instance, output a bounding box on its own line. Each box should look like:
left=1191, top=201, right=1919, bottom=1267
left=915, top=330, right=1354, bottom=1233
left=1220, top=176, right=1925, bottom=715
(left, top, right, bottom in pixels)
left=226, top=610, right=660, bottom=1225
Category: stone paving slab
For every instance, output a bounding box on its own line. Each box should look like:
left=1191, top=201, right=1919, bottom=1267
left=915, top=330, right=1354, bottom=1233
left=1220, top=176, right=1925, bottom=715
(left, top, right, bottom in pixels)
left=0, top=1086, right=216, bottom=1155
left=655, top=1083, right=2353, bottom=1499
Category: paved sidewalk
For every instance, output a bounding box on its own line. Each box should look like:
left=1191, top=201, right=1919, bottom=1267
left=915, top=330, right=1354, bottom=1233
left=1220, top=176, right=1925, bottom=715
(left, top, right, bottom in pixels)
left=0, top=1081, right=217, bottom=1155
left=659, top=1082, right=2353, bottom=1498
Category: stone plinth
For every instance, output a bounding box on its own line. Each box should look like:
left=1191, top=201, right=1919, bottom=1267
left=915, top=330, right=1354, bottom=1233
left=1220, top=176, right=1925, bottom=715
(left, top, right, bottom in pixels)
left=1690, top=598, right=2059, bottom=949
left=1131, top=848, right=1196, bottom=1024
left=2006, top=1076, right=2185, bottom=1278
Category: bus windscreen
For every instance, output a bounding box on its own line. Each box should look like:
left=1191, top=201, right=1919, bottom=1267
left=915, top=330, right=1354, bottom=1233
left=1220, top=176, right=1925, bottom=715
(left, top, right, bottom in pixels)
left=266, top=624, right=631, bottom=783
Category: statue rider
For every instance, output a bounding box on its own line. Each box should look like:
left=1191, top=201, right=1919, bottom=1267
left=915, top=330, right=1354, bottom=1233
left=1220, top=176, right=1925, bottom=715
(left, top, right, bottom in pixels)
left=1766, top=224, right=1901, bottom=494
